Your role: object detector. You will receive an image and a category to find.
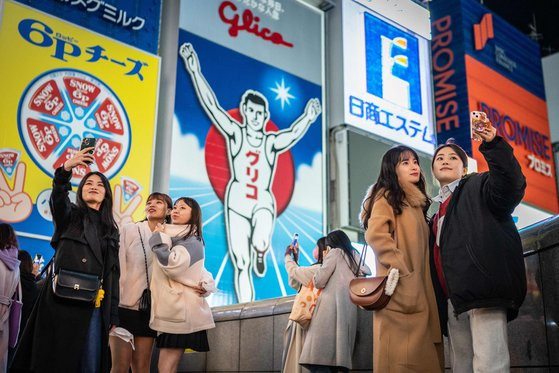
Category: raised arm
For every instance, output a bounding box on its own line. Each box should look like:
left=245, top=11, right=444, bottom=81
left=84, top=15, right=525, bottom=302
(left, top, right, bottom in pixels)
left=479, top=136, right=526, bottom=216
left=180, top=43, right=239, bottom=138
left=271, top=98, right=321, bottom=153
left=284, top=254, right=317, bottom=290
left=50, top=147, right=94, bottom=231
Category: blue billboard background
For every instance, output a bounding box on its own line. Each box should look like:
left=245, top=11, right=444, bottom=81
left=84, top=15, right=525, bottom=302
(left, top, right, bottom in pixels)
left=365, top=12, right=422, bottom=115
left=14, top=0, right=161, bottom=53
left=460, top=0, right=545, bottom=100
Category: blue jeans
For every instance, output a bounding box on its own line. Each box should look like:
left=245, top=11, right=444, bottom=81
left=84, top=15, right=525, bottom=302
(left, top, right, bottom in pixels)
left=79, top=308, right=101, bottom=373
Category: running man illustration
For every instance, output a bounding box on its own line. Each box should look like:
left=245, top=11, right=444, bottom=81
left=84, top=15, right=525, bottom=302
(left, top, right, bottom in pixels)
left=180, top=43, right=321, bottom=302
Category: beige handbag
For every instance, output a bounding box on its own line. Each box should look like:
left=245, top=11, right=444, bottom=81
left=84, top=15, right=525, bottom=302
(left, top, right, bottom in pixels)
left=288, top=280, right=322, bottom=329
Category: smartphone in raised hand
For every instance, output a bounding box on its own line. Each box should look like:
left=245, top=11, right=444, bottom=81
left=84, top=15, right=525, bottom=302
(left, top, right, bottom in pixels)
left=79, top=137, right=96, bottom=164
left=292, top=233, right=299, bottom=247
left=470, top=111, right=488, bottom=141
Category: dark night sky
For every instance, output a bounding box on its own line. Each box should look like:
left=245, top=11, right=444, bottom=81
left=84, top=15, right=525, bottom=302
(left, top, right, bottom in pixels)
left=482, top=0, right=559, bottom=57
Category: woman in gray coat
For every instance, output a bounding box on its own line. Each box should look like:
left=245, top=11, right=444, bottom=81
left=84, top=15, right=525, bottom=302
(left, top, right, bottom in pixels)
left=299, top=230, right=360, bottom=373
left=282, top=237, right=327, bottom=373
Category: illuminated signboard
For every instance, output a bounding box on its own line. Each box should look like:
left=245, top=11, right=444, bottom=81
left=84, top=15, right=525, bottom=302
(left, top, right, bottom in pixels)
left=0, top=1, right=160, bottom=258
left=342, top=0, right=436, bottom=154
left=172, top=0, right=324, bottom=306
left=430, top=0, right=557, bottom=213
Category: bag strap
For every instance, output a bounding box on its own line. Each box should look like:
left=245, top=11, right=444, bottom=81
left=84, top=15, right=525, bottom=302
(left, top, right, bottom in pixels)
left=354, top=242, right=367, bottom=277
left=357, top=207, right=399, bottom=277
left=137, top=226, right=150, bottom=288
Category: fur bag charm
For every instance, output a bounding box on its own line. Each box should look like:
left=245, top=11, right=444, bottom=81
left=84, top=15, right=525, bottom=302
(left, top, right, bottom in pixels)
left=139, top=288, right=151, bottom=314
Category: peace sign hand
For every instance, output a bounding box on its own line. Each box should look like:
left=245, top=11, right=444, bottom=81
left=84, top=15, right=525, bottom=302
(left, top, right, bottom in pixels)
left=112, top=184, right=142, bottom=229
left=63, top=147, right=95, bottom=171
left=0, top=162, right=33, bottom=223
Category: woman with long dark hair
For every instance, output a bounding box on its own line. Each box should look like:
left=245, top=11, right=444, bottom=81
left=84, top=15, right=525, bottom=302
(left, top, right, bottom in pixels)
left=360, top=145, right=442, bottom=372
left=12, top=147, right=120, bottom=373
left=0, top=223, right=20, bottom=371
left=299, top=230, right=360, bottom=373
left=281, top=237, right=327, bottom=373
left=110, top=192, right=172, bottom=373
left=149, top=197, right=216, bottom=373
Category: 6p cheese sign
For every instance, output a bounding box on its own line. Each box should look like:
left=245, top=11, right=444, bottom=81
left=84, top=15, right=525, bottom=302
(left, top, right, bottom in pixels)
left=0, top=0, right=160, bottom=262
left=18, top=69, right=131, bottom=184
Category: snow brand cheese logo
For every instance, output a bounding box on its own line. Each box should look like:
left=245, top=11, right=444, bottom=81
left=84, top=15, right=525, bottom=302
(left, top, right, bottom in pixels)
left=18, top=69, right=131, bottom=184
left=120, top=176, right=142, bottom=203
left=0, top=149, right=22, bottom=178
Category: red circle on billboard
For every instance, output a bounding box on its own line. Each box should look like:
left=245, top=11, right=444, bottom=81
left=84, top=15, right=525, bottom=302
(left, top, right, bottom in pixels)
left=204, top=109, right=295, bottom=216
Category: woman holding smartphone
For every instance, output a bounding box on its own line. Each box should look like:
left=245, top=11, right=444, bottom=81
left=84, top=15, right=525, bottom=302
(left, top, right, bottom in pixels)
left=110, top=192, right=172, bottom=373
left=12, top=147, right=120, bottom=373
left=149, top=197, right=216, bottom=373
left=281, top=237, right=327, bottom=373
left=430, top=119, right=526, bottom=372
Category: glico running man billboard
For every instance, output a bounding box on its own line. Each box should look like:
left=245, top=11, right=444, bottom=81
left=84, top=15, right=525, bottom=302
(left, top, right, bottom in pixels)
left=171, top=0, right=324, bottom=305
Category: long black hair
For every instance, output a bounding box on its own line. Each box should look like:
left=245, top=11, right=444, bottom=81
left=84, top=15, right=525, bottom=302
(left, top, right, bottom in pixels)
left=0, top=223, right=18, bottom=250
left=18, top=250, right=33, bottom=273
left=174, top=197, right=203, bottom=242
left=360, top=145, right=430, bottom=229
left=76, top=171, right=118, bottom=240
left=325, top=230, right=358, bottom=273
left=316, top=237, right=327, bottom=265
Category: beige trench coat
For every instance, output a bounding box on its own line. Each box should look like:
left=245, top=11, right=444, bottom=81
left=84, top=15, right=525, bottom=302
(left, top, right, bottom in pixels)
left=365, top=184, right=443, bottom=372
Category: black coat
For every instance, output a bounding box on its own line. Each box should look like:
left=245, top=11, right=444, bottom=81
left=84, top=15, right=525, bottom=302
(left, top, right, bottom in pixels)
left=11, top=168, right=119, bottom=373
left=18, top=271, right=39, bottom=339
left=429, top=137, right=527, bottom=336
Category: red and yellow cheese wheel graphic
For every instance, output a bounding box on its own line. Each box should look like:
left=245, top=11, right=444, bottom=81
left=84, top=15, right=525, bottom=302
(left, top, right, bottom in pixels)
left=18, top=69, right=131, bottom=184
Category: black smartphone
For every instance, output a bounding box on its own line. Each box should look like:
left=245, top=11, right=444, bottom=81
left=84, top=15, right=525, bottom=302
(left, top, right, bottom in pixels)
left=80, top=138, right=96, bottom=164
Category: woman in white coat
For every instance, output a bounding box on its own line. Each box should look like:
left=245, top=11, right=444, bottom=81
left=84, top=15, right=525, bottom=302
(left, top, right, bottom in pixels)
left=0, top=223, right=21, bottom=371
left=299, top=230, right=360, bottom=373
left=149, top=197, right=216, bottom=373
left=281, top=237, right=327, bottom=373
left=110, top=192, right=172, bottom=373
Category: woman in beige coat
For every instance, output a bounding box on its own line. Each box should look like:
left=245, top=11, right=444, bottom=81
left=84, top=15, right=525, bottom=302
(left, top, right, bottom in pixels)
left=361, top=145, right=443, bottom=372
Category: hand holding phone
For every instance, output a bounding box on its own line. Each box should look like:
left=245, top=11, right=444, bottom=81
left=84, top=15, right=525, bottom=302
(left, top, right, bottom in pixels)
left=470, top=111, right=495, bottom=142
left=470, top=111, right=487, bottom=141
left=63, top=139, right=96, bottom=171
left=80, top=138, right=97, bottom=164
left=292, top=233, right=299, bottom=247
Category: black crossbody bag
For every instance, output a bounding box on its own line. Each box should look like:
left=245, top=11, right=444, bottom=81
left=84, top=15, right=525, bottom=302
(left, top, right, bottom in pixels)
left=52, top=268, right=101, bottom=303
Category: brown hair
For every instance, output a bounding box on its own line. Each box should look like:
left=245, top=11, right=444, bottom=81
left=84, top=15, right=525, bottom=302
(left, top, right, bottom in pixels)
left=0, top=223, right=18, bottom=250
left=360, top=145, right=430, bottom=229
left=146, top=192, right=173, bottom=223
left=18, top=250, right=33, bottom=273
left=174, top=197, right=203, bottom=242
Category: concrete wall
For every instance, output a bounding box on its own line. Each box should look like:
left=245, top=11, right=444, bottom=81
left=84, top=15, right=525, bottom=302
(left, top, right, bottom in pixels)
left=164, top=216, right=559, bottom=372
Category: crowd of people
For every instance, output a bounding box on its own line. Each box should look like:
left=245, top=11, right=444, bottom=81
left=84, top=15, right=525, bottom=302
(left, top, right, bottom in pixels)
left=280, top=122, right=526, bottom=373
left=0, top=116, right=528, bottom=373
